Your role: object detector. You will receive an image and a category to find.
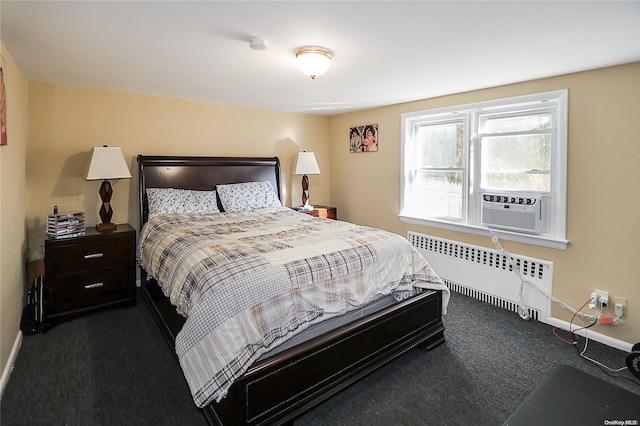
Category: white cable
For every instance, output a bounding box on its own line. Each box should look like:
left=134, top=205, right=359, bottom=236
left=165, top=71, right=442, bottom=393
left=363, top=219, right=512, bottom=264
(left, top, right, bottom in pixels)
left=578, top=328, right=628, bottom=372
left=485, top=226, right=598, bottom=322
left=486, top=227, right=633, bottom=375
left=490, top=233, right=531, bottom=320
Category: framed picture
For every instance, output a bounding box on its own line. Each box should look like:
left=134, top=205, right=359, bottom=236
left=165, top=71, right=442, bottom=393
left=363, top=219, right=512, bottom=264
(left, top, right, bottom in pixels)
left=349, top=124, right=377, bottom=152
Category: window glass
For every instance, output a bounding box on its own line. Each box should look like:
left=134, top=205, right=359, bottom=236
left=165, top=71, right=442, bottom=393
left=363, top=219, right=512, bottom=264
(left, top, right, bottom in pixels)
left=480, top=133, right=551, bottom=192
left=479, top=113, right=552, bottom=133
left=407, top=170, right=463, bottom=220
left=416, top=122, right=463, bottom=168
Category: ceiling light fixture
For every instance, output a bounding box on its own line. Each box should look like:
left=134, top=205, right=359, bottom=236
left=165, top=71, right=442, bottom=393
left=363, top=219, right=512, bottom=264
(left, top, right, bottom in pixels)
left=295, top=46, right=332, bottom=79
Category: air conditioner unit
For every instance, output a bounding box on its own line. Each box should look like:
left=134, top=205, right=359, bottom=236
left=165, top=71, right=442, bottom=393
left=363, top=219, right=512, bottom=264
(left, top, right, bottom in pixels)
left=481, top=194, right=543, bottom=233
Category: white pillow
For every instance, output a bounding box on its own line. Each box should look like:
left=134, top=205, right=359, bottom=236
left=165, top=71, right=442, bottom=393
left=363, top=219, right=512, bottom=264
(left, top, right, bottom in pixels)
left=216, top=181, right=281, bottom=212
left=146, top=188, right=220, bottom=218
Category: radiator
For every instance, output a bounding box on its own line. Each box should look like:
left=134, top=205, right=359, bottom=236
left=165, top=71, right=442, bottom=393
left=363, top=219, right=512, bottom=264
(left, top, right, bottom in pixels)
left=409, top=232, right=553, bottom=323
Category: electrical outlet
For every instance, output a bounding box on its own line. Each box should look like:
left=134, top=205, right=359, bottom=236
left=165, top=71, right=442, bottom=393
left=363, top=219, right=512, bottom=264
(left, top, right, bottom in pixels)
left=597, top=290, right=609, bottom=307
left=615, top=303, right=624, bottom=317
left=592, top=289, right=609, bottom=308
left=612, top=296, right=627, bottom=316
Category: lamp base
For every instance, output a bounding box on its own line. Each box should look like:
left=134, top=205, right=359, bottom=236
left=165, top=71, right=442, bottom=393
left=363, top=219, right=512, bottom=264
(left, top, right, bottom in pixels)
left=96, top=222, right=117, bottom=233
left=97, top=179, right=116, bottom=233
left=301, top=174, right=310, bottom=207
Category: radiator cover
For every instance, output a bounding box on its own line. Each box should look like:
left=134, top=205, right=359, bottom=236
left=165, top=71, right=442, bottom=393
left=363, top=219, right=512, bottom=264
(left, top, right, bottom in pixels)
left=409, top=232, right=553, bottom=323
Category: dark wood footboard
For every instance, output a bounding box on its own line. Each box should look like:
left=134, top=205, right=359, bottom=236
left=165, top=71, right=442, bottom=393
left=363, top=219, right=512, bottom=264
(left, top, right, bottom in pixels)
left=141, top=279, right=444, bottom=425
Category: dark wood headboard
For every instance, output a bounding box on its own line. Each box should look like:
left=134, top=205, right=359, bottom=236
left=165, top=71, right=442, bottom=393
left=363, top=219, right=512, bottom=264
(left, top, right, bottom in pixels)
left=137, top=155, right=282, bottom=226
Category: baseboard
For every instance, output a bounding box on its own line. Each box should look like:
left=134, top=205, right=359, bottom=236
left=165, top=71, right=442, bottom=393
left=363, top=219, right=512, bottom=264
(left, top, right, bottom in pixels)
left=0, top=330, right=23, bottom=399
left=546, top=317, right=633, bottom=353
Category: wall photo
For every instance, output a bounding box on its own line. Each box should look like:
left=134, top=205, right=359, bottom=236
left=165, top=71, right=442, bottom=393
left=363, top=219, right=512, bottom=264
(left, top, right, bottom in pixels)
left=349, top=123, right=377, bottom=152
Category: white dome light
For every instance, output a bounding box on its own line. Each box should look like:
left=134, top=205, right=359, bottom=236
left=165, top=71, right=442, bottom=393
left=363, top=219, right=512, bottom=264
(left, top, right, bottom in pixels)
left=295, top=46, right=332, bottom=79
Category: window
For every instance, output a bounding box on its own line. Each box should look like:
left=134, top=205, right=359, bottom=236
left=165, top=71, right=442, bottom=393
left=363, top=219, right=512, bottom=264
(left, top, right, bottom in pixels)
left=400, top=90, right=568, bottom=250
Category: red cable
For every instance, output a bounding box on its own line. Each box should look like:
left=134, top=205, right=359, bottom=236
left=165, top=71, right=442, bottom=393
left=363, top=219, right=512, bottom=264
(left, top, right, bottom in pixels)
left=552, top=298, right=592, bottom=345
left=569, top=298, right=592, bottom=335
left=552, top=327, right=576, bottom=345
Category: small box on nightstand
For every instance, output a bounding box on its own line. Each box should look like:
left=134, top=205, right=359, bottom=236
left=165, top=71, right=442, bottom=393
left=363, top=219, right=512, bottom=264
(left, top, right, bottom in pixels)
left=292, top=205, right=337, bottom=220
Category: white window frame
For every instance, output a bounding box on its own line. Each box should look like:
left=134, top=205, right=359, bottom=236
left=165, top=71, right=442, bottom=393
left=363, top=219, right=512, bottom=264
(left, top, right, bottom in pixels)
left=400, top=90, right=568, bottom=250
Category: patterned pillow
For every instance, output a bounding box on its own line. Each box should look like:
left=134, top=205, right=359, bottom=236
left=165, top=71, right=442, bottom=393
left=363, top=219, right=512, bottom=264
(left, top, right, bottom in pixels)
left=216, top=181, right=282, bottom=212
left=146, top=188, right=220, bottom=218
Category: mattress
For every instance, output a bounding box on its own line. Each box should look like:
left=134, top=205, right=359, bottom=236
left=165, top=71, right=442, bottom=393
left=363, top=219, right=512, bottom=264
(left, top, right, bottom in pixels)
left=259, top=293, right=398, bottom=359
left=138, top=206, right=449, bottom=406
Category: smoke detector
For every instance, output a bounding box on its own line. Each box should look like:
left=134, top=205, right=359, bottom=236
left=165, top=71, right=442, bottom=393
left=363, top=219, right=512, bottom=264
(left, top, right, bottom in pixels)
left=249, top=37, right=269, bottom=50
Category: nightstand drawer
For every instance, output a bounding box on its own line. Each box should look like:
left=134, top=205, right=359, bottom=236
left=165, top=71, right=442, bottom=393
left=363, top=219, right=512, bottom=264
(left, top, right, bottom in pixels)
left=48, top=238, right=131, bottom=274
left=46, top=266, right=134, bottom=314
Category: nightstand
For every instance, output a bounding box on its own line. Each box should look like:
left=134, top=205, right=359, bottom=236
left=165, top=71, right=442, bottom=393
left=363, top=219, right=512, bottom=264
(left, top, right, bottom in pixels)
left=44, top=223, right=136, bottom=322
left=292, top=205, right=337, bottom=220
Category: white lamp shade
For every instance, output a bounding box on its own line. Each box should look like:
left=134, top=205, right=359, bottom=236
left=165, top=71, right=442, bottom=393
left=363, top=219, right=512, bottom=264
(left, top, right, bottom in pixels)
left=293, top=152, right=321, bottom=175
left=295, top=47, right=332, bottom=79
left=85, top=146, right=132, bottom=180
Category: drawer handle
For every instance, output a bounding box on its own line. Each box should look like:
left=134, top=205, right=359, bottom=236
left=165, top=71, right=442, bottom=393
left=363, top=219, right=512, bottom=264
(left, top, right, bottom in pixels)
left=84, top=253, right=104, bottom=259
left=84, top=282, right=104, bottom=290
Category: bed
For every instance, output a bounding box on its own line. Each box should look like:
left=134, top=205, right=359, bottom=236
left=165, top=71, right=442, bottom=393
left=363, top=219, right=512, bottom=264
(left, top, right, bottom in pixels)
left=137, top=155, right=449, bottom=425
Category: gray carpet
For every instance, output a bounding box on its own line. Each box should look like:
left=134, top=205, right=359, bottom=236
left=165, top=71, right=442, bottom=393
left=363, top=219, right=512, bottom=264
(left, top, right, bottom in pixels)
left=2, top=290, right=638, bottom=425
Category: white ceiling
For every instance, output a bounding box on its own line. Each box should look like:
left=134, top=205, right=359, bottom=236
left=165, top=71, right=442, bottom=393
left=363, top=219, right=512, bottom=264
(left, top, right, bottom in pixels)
left=2, top=1, right=639, bottom=115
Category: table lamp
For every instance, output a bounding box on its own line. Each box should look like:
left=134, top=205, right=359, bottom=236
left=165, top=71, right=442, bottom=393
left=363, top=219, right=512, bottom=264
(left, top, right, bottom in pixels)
left=85, top=146, right=131, bottom=232
left=292, top=151, right=321, bottom=209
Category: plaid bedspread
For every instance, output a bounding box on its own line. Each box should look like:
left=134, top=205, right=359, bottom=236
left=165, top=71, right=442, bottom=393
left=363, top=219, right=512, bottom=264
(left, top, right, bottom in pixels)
left=138, top=207, right=448, bottom=407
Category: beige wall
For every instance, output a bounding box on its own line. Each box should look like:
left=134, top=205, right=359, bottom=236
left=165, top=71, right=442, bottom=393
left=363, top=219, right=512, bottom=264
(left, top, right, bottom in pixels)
left=11, top=60, right=640, bottom=375
left=26, top=83, right=330, bottom=248
left=329, top=63, right=640, bottom=345
left=0, top=46, right=29, bottom=382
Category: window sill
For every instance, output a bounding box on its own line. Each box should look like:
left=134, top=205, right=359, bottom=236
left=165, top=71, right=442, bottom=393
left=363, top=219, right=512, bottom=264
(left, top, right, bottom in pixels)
left=398, top=214, right=569, bottom=250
